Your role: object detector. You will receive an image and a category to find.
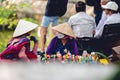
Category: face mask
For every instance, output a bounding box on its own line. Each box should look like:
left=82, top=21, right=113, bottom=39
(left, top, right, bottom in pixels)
left=56, top=32, right=65, bottom=39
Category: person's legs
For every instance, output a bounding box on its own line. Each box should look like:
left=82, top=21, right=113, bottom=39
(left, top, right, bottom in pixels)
left=40, top=16, right=59, bottom=53
left=40, top=27, right=47, bottom=53
left=51, top=16, right=59, bottom=35
left=94, top=9, right=102, bottom=25
left=40, top=16, right=50, bottom=53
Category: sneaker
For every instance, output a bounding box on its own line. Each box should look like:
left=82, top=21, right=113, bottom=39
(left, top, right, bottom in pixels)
left=37, top=51, right=45, bottom=60
left=37, top=51, right=45, bottom=55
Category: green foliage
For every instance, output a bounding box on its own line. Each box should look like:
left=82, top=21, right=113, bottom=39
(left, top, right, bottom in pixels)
left=22, top=17, right=40, bottom=25
left=0, top=31, right=12, bottom=52
left=0, top=1, right=40, bottom=31
left=0, top=31, right=40, bottom=52
left=0, top=42, right=6, bottom=52
left=0, top=4, right=18, bottom=30
left=19, top=2, right=30, bottom=8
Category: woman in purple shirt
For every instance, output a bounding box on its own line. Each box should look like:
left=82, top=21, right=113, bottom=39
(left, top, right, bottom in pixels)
left=46, top=22, right=78, bottom=56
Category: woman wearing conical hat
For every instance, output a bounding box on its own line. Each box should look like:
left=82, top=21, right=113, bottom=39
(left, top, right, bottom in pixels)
left=45, top=22, right=78, bottom=59
left=0, top=19, right=38, bottom=62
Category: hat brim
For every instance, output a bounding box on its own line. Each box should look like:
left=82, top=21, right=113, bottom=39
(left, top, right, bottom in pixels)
left=52, top=23, right=76, bottom=38
left=102, top=5, right=108, bottom=9
left=13, top=20, right=38, bottom=37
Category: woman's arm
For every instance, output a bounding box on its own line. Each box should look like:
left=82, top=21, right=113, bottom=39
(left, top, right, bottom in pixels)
left=46, top=36, right=58, bottom=55
left=18, top=46, right=30, bottom=62
left=70, top=39, right=78, bottom=56
left=32, top=42, right=38, bottom=54
left=30, top=36, right=38, bottom=54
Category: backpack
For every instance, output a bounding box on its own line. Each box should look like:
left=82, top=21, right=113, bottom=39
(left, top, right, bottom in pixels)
left=0, top=37, right=37, bottom=61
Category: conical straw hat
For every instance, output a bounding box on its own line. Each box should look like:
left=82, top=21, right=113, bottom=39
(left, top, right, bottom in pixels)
left=13, top=19, right=38, bottom=37
left=52, top=22, right=76, bottom=38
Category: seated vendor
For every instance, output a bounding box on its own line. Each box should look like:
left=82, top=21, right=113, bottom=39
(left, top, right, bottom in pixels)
left=46, top=22, right=78, bottom=58
left=0, top=20, right=38, bottom=62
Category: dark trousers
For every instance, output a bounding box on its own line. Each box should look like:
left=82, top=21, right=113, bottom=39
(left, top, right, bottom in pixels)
left=75, top=37, right=116, bottom=56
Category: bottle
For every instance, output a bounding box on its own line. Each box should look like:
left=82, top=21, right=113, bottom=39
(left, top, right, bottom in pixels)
left=46, top=54, right=51, bottom=63
left=89, top=54, right=92, bottom=63
left=85, top=54, right=89, bottom=63
left=71, top=55, right=75, bottom=63
left=82, top=50, right=88, bottom=64
left=62, top=55, right=66, bottom=63
left=67, top=51, right=71, bottom=63
left=91, top=52, right=96, bottom=64
left=56, top=51, right=62, bottom=62
left=52, top=54, right=56, bottom=63
left=82, top=50, right=88, bottom=57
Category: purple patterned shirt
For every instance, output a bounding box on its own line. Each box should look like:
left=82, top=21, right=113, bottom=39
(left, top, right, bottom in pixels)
left=46, top=36, right=78, bottom=56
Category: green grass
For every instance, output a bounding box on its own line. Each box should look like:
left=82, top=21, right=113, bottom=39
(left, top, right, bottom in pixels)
left=0, top=31, right=13, bottom=52
left=0, top=28, right=54, bottom=52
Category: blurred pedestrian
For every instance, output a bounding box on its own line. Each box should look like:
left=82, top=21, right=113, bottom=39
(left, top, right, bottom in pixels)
left=39, top=0, right=68, bottom=55
left=85, top=0, right=102, bottom=25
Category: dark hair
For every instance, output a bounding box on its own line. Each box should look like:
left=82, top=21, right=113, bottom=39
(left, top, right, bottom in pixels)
left=76, top=1, right=86, bottom=12
left=107, top=9, right=118, bottom=13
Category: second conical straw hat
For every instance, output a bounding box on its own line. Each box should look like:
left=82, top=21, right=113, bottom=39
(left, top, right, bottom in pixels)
left=52, top=22, right=76, bottom=38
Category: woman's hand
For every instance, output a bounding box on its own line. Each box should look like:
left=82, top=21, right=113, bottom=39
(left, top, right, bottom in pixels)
left=30, top=36, right=38, bottom=43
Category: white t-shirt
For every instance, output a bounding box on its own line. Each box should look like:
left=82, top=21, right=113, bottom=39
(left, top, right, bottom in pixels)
left=95, top=13, right=120, bottom=38
left=68, top=12, right=96, bottom=38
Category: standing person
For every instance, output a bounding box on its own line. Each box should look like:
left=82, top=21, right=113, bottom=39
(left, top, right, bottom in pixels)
left=85, top=0, right=102, bottom=25
left=39, top=0, right=68, bottom=55
left=68, top=1, right=96, bottom=54
left=0, top=20, right=38, bottom=62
